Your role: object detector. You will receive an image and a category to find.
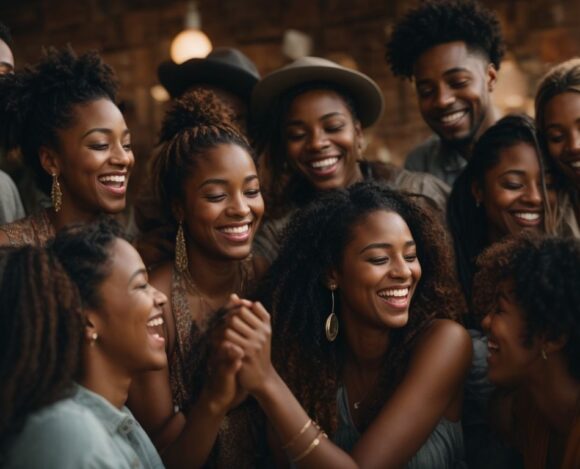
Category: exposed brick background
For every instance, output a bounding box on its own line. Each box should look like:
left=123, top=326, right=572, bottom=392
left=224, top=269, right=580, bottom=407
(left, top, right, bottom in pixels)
left=2, top=0, right=580, bottom=193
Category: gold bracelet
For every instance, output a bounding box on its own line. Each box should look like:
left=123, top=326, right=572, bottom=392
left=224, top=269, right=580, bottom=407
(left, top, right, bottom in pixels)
left=291, top=429, right=326, bottom=463
left=282, top=419, right=312, bottom=449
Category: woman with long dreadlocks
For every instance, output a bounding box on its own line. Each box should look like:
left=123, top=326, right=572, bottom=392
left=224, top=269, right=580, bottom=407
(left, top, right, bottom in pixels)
left=0, top=46, right=133, bottom=247
left=218, top=182, right=471, bottom=467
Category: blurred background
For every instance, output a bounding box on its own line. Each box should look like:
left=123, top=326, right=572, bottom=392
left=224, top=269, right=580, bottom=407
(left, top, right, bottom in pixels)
left=2, top=0, right=580, bottom=193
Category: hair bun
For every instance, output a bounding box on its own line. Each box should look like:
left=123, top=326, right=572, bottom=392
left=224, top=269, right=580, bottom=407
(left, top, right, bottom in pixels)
left=159, top=88, right=237, bottom=142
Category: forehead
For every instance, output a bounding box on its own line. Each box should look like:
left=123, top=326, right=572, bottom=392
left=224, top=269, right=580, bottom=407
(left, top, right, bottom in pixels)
left=186, top=143, right=256, bottom=182
left=105, top=238, right=143, bottom=283
left=413, top=41, right=486, bottom=80
left=0, top=39, right=14, bottom=72
left=489, top=142, right=540, bottom=173
left=347, top=210, right=413, bottom=247
left=544, top=91, right=580, bottom=125
left=287, top=89, right=351, bottom=120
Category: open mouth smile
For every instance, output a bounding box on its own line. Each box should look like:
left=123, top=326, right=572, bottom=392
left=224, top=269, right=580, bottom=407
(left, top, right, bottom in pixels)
left=377, top=286, right=411, bottom=309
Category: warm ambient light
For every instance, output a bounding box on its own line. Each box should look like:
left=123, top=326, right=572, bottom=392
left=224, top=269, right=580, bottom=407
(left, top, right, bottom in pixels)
left=170, top=29, right=212, bottom=64
left=170, top=1, right=212, bottom=64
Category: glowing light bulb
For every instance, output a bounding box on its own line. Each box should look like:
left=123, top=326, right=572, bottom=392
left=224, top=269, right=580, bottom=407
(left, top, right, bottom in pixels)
left=170, top=29, right=212, bottom=64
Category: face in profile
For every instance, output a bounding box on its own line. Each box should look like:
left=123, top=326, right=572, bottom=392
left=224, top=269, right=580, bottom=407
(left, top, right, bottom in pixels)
left=180, top=143, right=264, bottom=261
left=284, top=89, right=363, bottom=192
left=482, top=279, right=542, bottom=386
left=331, top=210, right=422, bottom=330
left=46, top=98, right=134, bottom=215
left=413, top=41, right=496, bottom=146
left=542, top=91, right=580, bottom=188
left=473, top=142, right=556, bottom=242
left=0, top=39, right=14, bottom=75
left=89, top=238, right=168, bottom=373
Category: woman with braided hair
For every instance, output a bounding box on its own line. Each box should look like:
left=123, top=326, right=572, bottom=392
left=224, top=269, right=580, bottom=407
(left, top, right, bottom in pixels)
left=129, top=88, right=266, bottom=468
left=1, top=219, right=167, bottom=468
left=219, top=182, right=471, bottom=467
left=0, top=46, right=133, bottom=247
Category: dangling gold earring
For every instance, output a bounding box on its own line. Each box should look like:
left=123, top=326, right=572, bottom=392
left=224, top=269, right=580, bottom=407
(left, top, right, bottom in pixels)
left=175, top=220, right=188, bottom=273
left=325, top=285, right=339, bottom=342
left=51, top=173, right=62, bottom=212
left=89, top=331, right=98, bottom=347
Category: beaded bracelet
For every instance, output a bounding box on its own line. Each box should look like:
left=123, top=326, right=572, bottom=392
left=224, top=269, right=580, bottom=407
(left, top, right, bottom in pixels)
left=282, top=419, right=312, bottom=450
left=291, top=429, right=327, bottom=463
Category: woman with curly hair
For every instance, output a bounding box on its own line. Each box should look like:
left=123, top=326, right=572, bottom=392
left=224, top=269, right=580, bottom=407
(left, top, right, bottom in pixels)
left=251, top=56, right=450, bottom=272
left=0, top=46, right=133, bottom=246
left=1, top=219, right=167, bottom=468
left=129, top=88, right=266, bottom=468
left=219, top=181, right=471, bottom=467
left=473, top=234, right=580, bottom=468
left=535, top=58, right=580, bottom=237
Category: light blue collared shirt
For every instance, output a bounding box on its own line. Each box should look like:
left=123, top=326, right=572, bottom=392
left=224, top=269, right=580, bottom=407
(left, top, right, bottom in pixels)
left=4, top=384, right=164, bottom=469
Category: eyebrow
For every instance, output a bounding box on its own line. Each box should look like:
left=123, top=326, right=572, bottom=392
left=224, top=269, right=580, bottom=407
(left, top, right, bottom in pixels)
left=82, top=128, right=130, bottom=139
left=198, top=174, right=258, bottom=189
left=498, top=169, right=527, bottom=177
left=286, top=112, right=345, bottom=126
left=416, top=67, right=471, bottom=86
left=128, top=268, right=147, bottom=285
left=359, top=240, right=416, bottom=254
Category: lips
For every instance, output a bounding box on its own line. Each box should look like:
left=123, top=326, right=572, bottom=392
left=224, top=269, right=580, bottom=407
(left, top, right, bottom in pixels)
left=377, top=286, right=411, bottom=309
left=304, top=155, right=341, bottom=177
left=146, top=313, right=165, bottom=347
left=217, top=222, right=253, bottom=243
left=511, top=211, right=542, bottom=227
left=438, top=110, right=468, bottom=126
left=98, top=172, right=128, bottom=195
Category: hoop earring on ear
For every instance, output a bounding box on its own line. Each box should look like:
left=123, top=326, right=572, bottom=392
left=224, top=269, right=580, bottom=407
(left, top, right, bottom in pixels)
left=325, top=285, right=339, bottom=342
left=51, top=173, right=62, bottom=212
left=175, top=220, right=188, bottom=273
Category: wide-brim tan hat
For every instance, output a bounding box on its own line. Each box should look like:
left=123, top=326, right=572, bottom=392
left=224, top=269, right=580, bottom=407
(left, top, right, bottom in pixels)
left=251, top=56, right=384, bottom=128
left=158, top=47, right=260, bottom=100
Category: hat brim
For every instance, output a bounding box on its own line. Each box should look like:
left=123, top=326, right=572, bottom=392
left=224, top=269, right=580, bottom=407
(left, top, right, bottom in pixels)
left=251, top=65, right=384, bottom=128
left=158, top=59, right=259, bottom=101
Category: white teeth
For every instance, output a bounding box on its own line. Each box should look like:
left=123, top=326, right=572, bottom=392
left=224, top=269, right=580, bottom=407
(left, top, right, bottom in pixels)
left=378, top=287, right=409, bottom=298
left=440, top=111, right=466, bottom=124
left=570, top=161, right=580, bottom=168
left=487, top=339, right=499, bottom=350
left=99, top=175, right=125, bottom=183
left=147, top=317, right=164, bottom=327
left=221, top=224, right=249, bottom=234
left=514, top=212, right=540, bottom=221
left=311, top=157, right=338, bottom=169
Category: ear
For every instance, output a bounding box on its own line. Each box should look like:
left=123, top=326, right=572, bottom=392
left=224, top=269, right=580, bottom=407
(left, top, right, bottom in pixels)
left=471, top=180, right=483, bottom=206
left=354, top=121, right=365, bottom=154
left=39, top=145, right=60, bottom=176
left=325, top=268, right=339, bottom=290
left=84, top=311, right=102, bottom=343
left=486, top=63, right=498, bottom=93
left=171, top=200, right=184, bottom=222
left=542, top=333, right=568, bottom=355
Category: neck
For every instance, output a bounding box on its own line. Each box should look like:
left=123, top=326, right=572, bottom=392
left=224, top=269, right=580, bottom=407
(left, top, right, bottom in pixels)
left=341, top=312, right=389, bottom=370
left=80, top=345, right=132, bottom=409
left=186, top=242, right=243, bottom=299
left=47, top=205, right=101, bottom=232
left=526, top=355, right=580, bottom=434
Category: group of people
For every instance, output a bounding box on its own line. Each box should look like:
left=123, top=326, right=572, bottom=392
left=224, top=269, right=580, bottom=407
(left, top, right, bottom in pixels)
left=0, top=0, right=579, bottom=468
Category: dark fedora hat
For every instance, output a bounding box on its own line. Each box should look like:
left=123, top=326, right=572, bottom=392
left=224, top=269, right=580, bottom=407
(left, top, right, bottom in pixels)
left=158, top=47, right=260, bottom=100
left=251, top=56, right=384, bottom=128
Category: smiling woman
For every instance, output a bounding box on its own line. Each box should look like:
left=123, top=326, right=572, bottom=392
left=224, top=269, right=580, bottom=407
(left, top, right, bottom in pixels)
left=129, top=89, right=266, bottom=468
left=0, top=46, right=133, bottom=247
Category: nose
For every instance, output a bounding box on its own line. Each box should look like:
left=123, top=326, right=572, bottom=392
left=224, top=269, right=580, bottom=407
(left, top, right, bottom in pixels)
left=226, top=193, right=251, bottom=218
left=568, top=130, right=580, bottom=154
left=306, top=128, right=330, bottom=152
left=481, top=312, right=492, bottom=332
left=522, top=182, right=542, bottom=207
left=110, top=141, right=134, bottom=168
left=153, top=287, right=167, bottom=309
left=388, top=255, right=412, bottom=280
left=434, top=85, right=456, bottom=109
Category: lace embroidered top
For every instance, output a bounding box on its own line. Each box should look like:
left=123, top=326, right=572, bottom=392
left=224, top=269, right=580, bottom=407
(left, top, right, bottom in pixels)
left=168, top=258, right=268, bottom=468
left=0, top=210, right=55, bottom=247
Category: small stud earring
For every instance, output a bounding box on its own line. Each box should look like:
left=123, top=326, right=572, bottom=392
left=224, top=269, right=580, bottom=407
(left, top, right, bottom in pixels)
left=90, top=332, right=98, bottom=347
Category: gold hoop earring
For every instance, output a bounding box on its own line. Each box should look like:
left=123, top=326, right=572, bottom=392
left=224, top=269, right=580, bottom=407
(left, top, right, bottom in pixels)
left=51, top=173, right=62, bottom=212
left=325, top=285, right=339, bottom=342
left=175, top=221, right=188, bottom=273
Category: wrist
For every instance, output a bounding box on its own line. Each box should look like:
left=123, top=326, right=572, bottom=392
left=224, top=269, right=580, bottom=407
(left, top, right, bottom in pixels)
left=252, top=367, right=283, bottom=403
left=199, top=386, right=229, bottom=418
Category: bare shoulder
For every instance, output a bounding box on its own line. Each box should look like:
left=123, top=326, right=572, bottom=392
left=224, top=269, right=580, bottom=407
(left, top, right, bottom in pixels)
left=412, top=319, right=473, bottom=369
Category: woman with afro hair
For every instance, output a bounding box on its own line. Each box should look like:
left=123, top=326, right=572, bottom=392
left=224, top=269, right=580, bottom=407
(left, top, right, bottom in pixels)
left=473, top=234, right=580, bottom=468
left=219, top=181, right=472, bottom=468
left=128, top=88, right=267, bottom=468
left=0, top=46, right=133, bottom=247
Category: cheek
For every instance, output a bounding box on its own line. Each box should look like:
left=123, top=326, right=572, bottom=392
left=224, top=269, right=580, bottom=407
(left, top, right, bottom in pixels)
left=250, top=196, right=265, bottom=218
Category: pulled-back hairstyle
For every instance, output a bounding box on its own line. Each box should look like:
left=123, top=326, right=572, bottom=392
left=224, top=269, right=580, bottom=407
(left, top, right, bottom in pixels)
left=49, top=217, right=125, bottom=309
left=253, top=82, right=360, bottom=217
left=258, top=181, right=464, bottom=433
left=386, top=0, right=504, bottom=79
left=152, top=88, right=255, bottom=222
left=0, top=46, right=118, bottom=193
left=447, top=114, right=555, bottom=312
left=0, top=246, right=84, bottom=447
left=473, top=234, right=580, bottom=380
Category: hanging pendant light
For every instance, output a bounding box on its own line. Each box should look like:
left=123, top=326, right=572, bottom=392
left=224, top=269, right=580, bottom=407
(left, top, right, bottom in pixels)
left=170, top=1, right=212, bottom=64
